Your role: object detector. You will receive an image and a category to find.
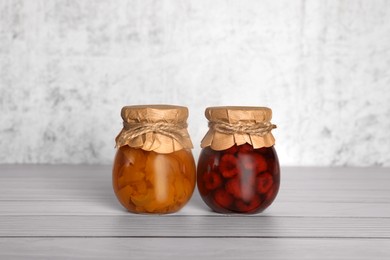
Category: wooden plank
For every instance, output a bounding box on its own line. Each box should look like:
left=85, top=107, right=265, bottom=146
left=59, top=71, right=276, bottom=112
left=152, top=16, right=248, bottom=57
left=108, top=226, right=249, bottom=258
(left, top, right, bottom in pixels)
left=0, top=215, right=389, bottom=238
left=0, top=165, right=389, bottom=219
left=0, top=237, right=389, bottom=260
left=1, top=190, right=389, bottom=203
left=1, top=165, right=389, bottom=203
left=0, top=199, right=390, bottom=218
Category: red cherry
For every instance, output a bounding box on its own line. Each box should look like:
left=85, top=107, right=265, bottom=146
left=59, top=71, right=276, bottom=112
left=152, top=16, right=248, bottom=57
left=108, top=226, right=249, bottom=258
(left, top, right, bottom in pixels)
left=254, top=154, right=268, bottom=173
left=213, top=189, right=234, bottom=208
left=256, top=172, right=273, bottom=193
left=238, top=143, right=254, bottom=153
left=203, top=171, right=222, bottom=190
left=225, top=178, right=242, bottom=198
left=225, top=145, right=239, bottom=154
left=219, top=154, right=238, bottom=178
left=235, top=196, right=262, bottom=212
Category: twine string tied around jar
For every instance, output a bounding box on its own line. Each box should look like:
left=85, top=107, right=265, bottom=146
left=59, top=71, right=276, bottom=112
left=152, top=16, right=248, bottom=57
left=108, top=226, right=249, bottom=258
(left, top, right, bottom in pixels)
left=208, top=120, right=276, bottom=136
left=122, top=121, right=189, bottom=143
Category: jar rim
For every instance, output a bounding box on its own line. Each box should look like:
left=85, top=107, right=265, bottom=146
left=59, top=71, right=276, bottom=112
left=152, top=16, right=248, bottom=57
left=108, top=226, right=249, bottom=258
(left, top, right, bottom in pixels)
left=121, top=104, right=189, bottom=123
left=205, top=106, right=272, bottom=123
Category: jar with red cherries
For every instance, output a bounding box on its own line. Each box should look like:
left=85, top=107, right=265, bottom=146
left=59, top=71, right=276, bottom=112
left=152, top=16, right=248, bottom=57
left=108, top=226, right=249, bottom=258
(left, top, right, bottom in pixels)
left=197, top=106, right=280, bottom=214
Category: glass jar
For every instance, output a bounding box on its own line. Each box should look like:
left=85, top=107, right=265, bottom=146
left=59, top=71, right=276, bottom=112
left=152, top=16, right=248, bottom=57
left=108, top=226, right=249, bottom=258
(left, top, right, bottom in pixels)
left=197, top=106, right=280, bottom=214
left=113, top=105, right=196, bottom=214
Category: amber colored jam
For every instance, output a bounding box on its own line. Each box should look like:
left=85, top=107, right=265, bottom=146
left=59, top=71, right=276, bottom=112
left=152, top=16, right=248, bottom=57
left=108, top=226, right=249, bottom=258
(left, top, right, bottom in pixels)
left=113, top=146, right=196, bottom=214
left=197, top=144, right=280, bottom=214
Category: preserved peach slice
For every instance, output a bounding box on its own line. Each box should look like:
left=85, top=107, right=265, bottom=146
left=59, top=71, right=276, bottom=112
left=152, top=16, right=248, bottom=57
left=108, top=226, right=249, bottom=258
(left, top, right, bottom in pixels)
left=120, top=167, right=145, bottom=182
left=132, top=180, right=148, bottom=195
left=121, top=146, right=147, bottom=171
left=173, top=177, right=193, bottom=204
left=113, top=147, right=196, bottom=214
left=116, top=185, right=135, bottom=206
left=131, top=189, right=154, bottom=207
left=171, top=150, right=196, bottom=176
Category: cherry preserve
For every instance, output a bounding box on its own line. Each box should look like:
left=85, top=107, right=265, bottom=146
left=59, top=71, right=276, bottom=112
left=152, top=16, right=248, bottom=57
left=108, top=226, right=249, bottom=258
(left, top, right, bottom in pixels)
left=197, top=106, right=280, bottom=214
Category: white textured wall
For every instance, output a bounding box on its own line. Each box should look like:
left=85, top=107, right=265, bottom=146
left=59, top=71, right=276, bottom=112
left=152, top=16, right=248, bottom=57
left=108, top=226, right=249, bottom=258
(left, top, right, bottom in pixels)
left=1, top=0, right=389, bottom=166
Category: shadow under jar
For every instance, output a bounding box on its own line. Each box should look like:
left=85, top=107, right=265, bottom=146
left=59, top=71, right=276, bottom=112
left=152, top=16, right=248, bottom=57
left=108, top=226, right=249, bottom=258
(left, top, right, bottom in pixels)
left=197, top=106, right=280, bottom=214
left=113, top=105, right=196, bottom=214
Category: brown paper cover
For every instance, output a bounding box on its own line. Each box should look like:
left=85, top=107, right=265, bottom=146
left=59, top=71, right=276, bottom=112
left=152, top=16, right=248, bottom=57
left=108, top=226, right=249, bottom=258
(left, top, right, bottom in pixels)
left=200, top=106, right=276, bottom=150
left=115, top=105, right=193, bottom=153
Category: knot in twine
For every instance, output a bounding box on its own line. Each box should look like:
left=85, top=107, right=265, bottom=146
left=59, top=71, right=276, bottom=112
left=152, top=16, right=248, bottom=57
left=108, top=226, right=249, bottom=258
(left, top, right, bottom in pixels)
left=123, top=121, right=189, bottom=142
left=209, top=120, right=276, bottom=136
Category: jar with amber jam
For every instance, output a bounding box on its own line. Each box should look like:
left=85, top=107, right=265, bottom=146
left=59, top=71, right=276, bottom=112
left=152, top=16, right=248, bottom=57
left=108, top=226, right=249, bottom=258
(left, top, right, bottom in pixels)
left=113, top=105, right=196, bottom=214
left=197, top=106, right=280, bottom=214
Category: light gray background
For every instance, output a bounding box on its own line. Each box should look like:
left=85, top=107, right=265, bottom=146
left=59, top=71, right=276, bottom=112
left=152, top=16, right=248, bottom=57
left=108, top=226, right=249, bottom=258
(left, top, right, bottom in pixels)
left=0, top=0, right=389, bottom=166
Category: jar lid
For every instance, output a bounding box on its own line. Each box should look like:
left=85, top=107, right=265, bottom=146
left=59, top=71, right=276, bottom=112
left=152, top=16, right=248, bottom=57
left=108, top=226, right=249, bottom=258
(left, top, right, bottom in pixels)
left=201, top=106, right=276, bottom=150
left=115, top=105, right=193, bottom=153
left=120, top=105, right=189, bottom=124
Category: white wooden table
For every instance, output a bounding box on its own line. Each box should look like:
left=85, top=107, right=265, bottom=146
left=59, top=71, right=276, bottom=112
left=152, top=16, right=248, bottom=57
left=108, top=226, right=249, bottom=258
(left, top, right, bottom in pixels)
left=0, top=165, right=389, bottom=259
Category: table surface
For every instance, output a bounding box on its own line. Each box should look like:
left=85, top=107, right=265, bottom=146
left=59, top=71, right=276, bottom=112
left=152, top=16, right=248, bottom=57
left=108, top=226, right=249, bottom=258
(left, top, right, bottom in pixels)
left=0, top=165, right=389, bottom=259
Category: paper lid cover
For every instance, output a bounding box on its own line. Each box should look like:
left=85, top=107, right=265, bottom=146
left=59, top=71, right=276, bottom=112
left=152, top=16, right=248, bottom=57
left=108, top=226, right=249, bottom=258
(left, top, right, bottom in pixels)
left=200, top=106, right=276, bottom=150
left=115, top=105, right=193, bottom=153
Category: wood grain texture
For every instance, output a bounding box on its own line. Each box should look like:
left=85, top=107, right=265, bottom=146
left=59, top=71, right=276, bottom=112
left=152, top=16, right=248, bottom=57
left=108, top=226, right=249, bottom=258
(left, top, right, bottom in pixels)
left=1, top=200, right=390, bottom=217
left=0, top=215, right=390, bottom=238
left=1, top=238, right=390, bottom=260
left=0, top=165, right=389, bottom=259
